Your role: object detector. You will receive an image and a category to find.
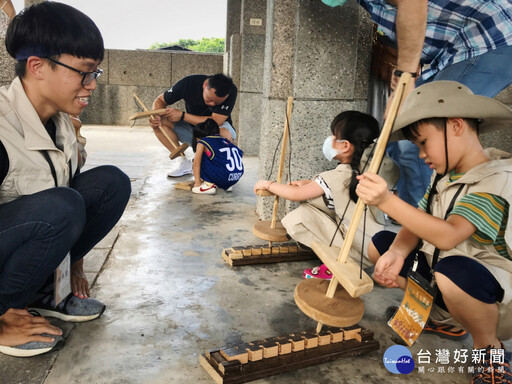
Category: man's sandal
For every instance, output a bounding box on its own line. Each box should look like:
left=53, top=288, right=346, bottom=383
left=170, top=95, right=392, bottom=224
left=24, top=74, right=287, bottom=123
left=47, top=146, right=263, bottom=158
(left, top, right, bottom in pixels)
left=424, top=318, right=469, bottom=341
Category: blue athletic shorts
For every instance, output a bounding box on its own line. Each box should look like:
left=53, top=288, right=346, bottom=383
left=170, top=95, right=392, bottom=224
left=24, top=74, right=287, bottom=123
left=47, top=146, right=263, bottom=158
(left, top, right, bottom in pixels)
left=372, top=230, right=504, bottom=307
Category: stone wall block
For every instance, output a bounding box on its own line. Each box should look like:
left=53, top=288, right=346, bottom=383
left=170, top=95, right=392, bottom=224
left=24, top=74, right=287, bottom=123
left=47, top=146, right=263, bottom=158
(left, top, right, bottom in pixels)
left=0, top=39, right=15, bottom=85
left=170, top=52, right=224, bottom=85
left=294, top=0, right=360, bottom=100
left=354, top=9, right=373, bottom=99
left=237, top=93, right=262, bottom=155
left=97, top=49, right=109, bottom=85
left=226, top=0, right=242, bottom=52
left=80, top=84, right=175, bottom=126
left=240, top=35, right=266, bottom=93
left=256, top=97, right=290, bottom=219
left=263, top=0, right=297, bottom=99
left=241, top=0, right=267, bottom=36
left=108, top=49, right=171, bottom=87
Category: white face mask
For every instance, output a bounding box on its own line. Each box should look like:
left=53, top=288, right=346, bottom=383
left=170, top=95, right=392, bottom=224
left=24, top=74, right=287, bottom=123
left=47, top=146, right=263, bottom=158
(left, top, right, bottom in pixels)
left=322, top=136, right=347, bottom=161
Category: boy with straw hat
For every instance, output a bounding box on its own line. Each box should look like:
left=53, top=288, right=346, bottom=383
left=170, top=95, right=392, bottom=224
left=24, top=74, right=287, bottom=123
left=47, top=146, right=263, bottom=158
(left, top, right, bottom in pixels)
left=356, top=81, right=512, bottom=384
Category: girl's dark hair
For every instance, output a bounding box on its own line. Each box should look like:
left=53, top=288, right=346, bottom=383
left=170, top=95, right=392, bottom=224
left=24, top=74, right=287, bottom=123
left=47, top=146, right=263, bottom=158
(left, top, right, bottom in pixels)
left=192, top=119, right=220, bottom=151
left=331, top=111, right=379, bottom=203
left=5, top=1, right=104, bottom=78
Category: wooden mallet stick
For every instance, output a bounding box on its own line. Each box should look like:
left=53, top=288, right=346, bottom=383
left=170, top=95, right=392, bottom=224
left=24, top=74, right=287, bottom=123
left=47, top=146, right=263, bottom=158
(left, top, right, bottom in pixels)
left=271, top=96, right=293, bottom=229
left=252, top=97, right=294, bottom=245
left=132, top=94, right=188, bottom=159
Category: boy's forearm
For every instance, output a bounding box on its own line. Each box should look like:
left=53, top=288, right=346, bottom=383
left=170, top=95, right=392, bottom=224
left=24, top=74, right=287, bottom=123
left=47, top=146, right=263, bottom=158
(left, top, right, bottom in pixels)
left=378, top=194, right=467, bottom=250
left=389, top=226, right=421, bottom=259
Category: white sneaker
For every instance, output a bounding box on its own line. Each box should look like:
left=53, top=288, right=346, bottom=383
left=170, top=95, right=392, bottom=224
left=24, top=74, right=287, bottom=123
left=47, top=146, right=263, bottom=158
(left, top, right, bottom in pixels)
left=192, top=182, right=217, bottom=195
left=167, top=156, right=193, bottom=177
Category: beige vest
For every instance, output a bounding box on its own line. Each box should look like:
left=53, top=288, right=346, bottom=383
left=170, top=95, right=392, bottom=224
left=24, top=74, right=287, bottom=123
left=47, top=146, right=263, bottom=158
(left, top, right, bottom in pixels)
left=0, top=77, right=79, bottom=204
left=421, top=148, right=512, bottom=339
left=282, top=163, right=390, bottom=267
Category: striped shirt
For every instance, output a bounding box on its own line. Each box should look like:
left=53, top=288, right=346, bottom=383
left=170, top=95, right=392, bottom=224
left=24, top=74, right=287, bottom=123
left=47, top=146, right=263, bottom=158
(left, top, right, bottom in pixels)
left=358, top=0, right=512, bottom=81
left=314, top=175, right=335, bottom=211
left=419, top=173, right=510, bottom=259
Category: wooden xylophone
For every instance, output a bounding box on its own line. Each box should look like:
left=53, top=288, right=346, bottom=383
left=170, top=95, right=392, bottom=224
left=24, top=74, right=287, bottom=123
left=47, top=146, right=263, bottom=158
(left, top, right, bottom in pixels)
left=221, top=242, right=317, bottom=266
left=199, top=325, right=379, bottom=384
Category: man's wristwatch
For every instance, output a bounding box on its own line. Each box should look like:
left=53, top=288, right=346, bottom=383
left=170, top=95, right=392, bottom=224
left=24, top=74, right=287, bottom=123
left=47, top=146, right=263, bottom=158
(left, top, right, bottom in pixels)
left=180, top=111, right=185, bottom=121
left=393, top=69, right=418, bottom=78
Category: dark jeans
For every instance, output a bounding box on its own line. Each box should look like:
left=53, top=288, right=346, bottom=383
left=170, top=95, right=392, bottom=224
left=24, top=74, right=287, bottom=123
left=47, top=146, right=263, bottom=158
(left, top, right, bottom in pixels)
left=0, top=166, right=131, bottom=315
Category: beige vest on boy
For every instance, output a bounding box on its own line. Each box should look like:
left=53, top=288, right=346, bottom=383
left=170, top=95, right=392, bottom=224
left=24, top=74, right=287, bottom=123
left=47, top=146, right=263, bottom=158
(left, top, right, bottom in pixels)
left=282, top=163, right=390, bottom=268
left=0, top=77, right=79, bottom=204
left=422, top=148, right=512, bottom=340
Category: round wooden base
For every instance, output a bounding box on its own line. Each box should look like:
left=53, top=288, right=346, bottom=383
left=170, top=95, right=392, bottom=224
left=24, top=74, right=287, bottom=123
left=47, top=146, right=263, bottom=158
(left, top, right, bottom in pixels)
left=294, top=278, right=364, bottom=327
left=252, top=221, right=289, bottom=242
left=169, top=143, right=189, bottom=160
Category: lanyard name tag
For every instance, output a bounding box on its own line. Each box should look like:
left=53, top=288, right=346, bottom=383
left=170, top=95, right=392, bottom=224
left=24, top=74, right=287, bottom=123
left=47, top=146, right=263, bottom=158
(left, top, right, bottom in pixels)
left=388, top=270, right=436, bottom=346
left=54, top=252, right=71, bottom=308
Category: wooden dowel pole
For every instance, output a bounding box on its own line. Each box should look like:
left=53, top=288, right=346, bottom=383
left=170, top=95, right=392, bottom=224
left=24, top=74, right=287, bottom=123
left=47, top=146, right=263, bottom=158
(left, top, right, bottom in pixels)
left=133, top=94, right=186, bottom=158
left=270, top=97, right=294, bottom=229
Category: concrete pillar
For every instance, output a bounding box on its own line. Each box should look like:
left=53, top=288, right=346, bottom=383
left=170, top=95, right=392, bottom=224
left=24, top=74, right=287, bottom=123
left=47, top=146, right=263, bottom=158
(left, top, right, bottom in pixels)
left=256, top=0, right=373, bottom=219
left=226, top=0, right=242, bottom=137
left=225, top=0, right=242, bottom=54
left=0, top=0, right=16, bottom=86
left=236, top=0, right=267, bottom=155
left=0, top=37, right=15, bottom=87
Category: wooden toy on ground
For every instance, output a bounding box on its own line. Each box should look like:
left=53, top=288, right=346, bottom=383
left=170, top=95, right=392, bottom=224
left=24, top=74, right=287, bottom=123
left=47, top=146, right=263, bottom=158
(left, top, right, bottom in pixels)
left=293, top=73, right=413, bottom=332
left=130, top=94, right=188, bottom=160
left=199, top=325, right=379, bottom=384
left=201, top=75, right=413, bottom=382
left=222, top=97, right=316, bottom=266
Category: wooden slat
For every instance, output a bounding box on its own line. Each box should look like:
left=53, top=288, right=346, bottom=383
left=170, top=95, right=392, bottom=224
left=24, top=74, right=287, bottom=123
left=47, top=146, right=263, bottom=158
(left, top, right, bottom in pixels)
left=220, top=344, right=250, bottom=365
left=221, top=243, right=317, bottom=266
left=200, top=327, right=379, bottom=384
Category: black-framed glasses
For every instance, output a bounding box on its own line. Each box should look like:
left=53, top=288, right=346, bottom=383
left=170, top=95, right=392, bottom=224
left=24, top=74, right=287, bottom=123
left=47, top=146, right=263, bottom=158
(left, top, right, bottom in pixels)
left=47, top=57, right=103, bottom=86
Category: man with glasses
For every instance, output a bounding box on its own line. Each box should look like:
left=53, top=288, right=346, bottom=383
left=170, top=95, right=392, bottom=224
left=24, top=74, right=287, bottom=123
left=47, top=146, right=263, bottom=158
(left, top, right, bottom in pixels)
left=0, top=2, right=131, bottom=356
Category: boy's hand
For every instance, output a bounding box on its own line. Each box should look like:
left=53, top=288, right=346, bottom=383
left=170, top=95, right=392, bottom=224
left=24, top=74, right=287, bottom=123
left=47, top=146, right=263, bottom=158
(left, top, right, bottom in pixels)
left=373, top=250, right=404, bottom=288
left=0, top=309, right=62, bottom=347
left=356, top=172, right=392, bottom=207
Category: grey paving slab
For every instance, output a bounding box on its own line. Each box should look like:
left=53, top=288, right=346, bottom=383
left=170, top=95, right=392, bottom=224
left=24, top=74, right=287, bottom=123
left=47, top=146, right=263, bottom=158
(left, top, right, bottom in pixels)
left=1, top=126, right=509, bottom=384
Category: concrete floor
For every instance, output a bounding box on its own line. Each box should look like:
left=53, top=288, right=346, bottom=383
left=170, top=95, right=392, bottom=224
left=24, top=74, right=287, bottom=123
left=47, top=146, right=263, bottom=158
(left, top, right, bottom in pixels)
left=1, top=125, right=509, bottom=384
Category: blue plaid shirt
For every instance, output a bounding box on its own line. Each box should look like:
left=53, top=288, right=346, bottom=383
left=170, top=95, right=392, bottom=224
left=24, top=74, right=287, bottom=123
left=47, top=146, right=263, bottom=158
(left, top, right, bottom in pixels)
left=358, top=0, right=512, bottom=81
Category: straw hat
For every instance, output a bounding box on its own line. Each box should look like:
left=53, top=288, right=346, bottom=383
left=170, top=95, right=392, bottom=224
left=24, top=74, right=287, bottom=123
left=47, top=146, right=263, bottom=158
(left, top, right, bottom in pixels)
left=390, top=81, right=512, bottom=141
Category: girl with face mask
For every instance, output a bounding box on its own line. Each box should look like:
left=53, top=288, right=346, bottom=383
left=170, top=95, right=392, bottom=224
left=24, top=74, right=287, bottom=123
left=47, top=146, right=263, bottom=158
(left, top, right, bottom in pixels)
left=254, top=110, right=399, bottom=280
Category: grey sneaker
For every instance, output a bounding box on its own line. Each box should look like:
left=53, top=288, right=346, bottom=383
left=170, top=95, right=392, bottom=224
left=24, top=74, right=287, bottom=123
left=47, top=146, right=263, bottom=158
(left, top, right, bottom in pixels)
left=28, top=294, right=106, bottom=322
left=0, top=334, right=64, bottom=357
